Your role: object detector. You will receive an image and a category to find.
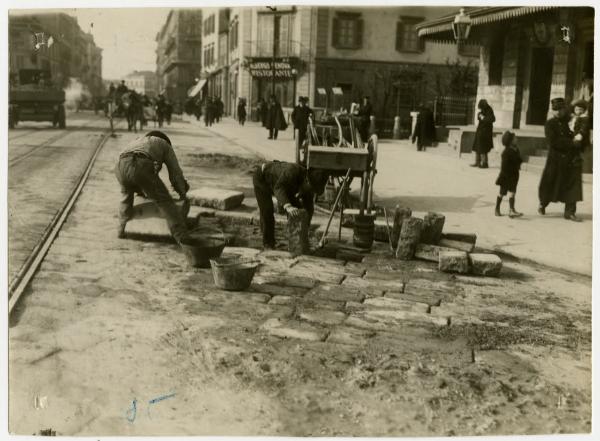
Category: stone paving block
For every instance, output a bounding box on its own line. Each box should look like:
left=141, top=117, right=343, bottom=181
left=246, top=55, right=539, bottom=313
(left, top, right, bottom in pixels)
left=343, top=262, right=367, bottom=277
left=414, top=243, right=454, bottom=263
left=250, top=283, right=309, bottom=297
left=341, top=277, right=387, bottom=297
left=261, top=318, right=328, bottom=342
left=336, top=248, right=366, bottom=263
left=286, top=267, right=344, bottom=285
left=296, top=254, right=346, bottom=267
left=188, top=187, right=245, bottom=211
left=469, top=253, right=503, bottom=277
left=395, top=217, right=423, bottom=260
left=441, top=232, right=477, bottom=245
left=358, top=308, right=449, bottom=327
left=373, top=219, right=392, bottom=243
left=364, top=269, right=404, bottom=283
left=384, top=291, right=442, bottom=307
left=306, top=284, right=365, bottom=303
left=299, top=297, right=345, bottom=311
left=326, top=326, right=377, bottom=345
left=298, top=309, right=347, bottom=326
left=288, top=209, right=310, bottom=256
left=220, top=247, right=261, bottom=260
left=438, top=238, right=475, bottom=253
left=203, top=291, right=271, bottom=305
left=268, top=295, right=296, bottom=306
left=363, top=296, right=430, bottom=313
left=344, top=315, right=390, bottom=332
left=391, top=206, right=412, bottom=247
left=214, top=210, right=256, bottom=225
left=290, top=260, right=346, bottom=275
left=420, top=212, right=445, bottom=245
left=438, top=250, right=469, bottom=274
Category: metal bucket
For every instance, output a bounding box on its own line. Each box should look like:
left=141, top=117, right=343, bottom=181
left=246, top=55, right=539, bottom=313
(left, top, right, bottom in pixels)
left=210, top=257, right=260, bottom=291
left=181, top=235, right=226, bottom=268
left=353, top=213, right=376, bottom=249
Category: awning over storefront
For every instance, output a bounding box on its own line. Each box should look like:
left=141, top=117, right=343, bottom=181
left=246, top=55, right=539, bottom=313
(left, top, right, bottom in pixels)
left=187, top=79, right=207, bottom=98
left=416, top=6, right=557, bottom=40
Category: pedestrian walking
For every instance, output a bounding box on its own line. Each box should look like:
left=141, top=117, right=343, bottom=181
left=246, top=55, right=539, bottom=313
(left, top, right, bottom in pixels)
left=412, top=103, right=437, bottom=151
left=265, top=95, right=287, bottom=140
left=471, top=99, right=495, bottom=168
left=237, top=98, right=247, bottom=126
left=291, top=96, right=313, bottom=148
left=252, top=161, right=328, bottom=249
left=357, top=96, right=373, bottom=142
left=114, top=131, right=192, bottom=244
left=494, top=131, right=523, bottom=218
left=257, top=98, right=267, bottom=125
left=538, top=97, right=583, bottom=222
left=215, top=97, right=224, bottom=123
left=203, top=97, right=214, bottom=127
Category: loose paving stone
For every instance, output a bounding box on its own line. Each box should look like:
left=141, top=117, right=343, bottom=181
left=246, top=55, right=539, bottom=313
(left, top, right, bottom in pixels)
left=261, top=318, right=328, bottom=342
left=326, top=326, right=377, bottom=345
left=420, top=212, right=445, bottom=245
left=469, top=253, right=503, bottom=277
left=373, top=219, right=392, bottom=243
left=363, top=296, right=430, bottom=313
left=298, top=309, right=347, bottom=326
left=288, top=209, right=310, bottom=256
left=341, top=277, right=388, bottom=296
left=296, top=254, right=345, bottom=267
left=299, top=297, right=345, bottom=311
left=438, top=238, right=475, bottom=253
left=342, top=262, right=367, bottom=277
left=290, top=260, right=346, bottom=276
left=356, top=308, right=449, bottom=327
left=395, top=217, right=423, bottom=260
left=344, top=315, right=391, bottom=332
left=414, top=243, right=454, bottom=263
left=391, top=205, right=412, bottom=247
left=214, top=210, right=256, bottom=225
left=286, top=266, right=345, bottom=284
left=220, top=247, right=261, bottom=260
left=364, top=269, right=404, bottom=283
left=306, top=284, right=365, bottom=303
left=188, top=187, right=245, bottom=211
left=441, top=232, right=477, bottom=245
left=384, top=291, right=442, bottom=307
left=438, top=250, right=469, bottom=274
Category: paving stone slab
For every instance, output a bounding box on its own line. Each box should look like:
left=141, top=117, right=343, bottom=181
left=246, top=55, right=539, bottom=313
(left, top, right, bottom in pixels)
left=286, top=267, right=345, bottom=285
left=250, top=283, right=309, bottom=297
left=326, top=327, right=377, bottom=345
left=441, top=232, right=477, bottom=245
left=188, top=187, right=245, bottom=211
left=261, top=318, right=329, bottom=342
left=469, top=253, right=503, bottom=277
left=298, top=309, right=347, bottom=326
left=414, top=243, right=454, bottom=263
left=438, top=250, right=470, bottom=274
left=384, top=291, right=442, bottom=307
left=306, top=284, right=365, bottom=303
left=268, top=295, right=296, bottom=306
left=214, top=210, right=257, bottom=225
left=363, top=296, right=430, bottom=313
left=438, top=238, right=475, bottom=253
left=203, top=291, right=271, bottom=305
left=298, top=297, right=346, bottom=311
left=364, top=269, right=404, bottom=282
left=341, top=277, right=387, bottom=297
left=296, top=254, right=346, bottom=267
left=342, top=262, right=367, bottom=277
left=357, top=308, right=449, bottom=327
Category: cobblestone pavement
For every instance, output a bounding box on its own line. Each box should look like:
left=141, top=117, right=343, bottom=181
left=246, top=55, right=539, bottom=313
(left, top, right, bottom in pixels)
left=8, top=118, right=591, bottom=436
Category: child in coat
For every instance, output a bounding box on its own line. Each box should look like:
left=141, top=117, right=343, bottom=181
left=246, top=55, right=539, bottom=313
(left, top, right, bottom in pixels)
left=495, top=131, right=523, bottom=218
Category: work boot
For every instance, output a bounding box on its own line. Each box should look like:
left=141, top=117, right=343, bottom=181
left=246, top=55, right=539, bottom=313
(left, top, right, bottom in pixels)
left=564, top=213, right=582, bottom=222
left=495, top=196, right=502, bottom=217
left=538, top=205, right=546, bottom=215
left=117, top=223, right=127, bottom=239
left=508, top=197, right=522, bottom=218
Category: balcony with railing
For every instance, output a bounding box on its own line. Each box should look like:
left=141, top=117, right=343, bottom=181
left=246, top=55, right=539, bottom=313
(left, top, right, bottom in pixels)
left=250, top=39, right=301, bottom=59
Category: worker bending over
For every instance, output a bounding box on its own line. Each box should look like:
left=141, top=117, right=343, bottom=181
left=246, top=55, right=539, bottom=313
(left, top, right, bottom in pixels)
left=253, top=161, right=328, bottom=249
left=115, top=130, right=191, bottom=244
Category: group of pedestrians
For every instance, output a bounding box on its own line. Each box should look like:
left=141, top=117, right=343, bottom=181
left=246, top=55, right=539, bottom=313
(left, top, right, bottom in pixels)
left=202, top=96, right=225, bottom=127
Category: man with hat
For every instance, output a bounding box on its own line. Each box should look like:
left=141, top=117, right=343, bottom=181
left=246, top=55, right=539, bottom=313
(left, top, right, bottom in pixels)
left=538, top=97, right=583, bottom=221
left=291, top=96, right=314, bottom=162
left=571, top=98, right=592, bottom=173
left=115, top=130, right=192, bottom=243
left=252, top=161, right=328, bottom=249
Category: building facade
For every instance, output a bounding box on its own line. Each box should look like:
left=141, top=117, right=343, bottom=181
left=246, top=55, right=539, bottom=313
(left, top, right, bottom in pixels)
left=417, top=6, right=594, bottom=129
left=123, top=70, right=158, bottom=97
left=8, top=13, right=103, bottom=97
left=196, top=6, right=478, bottom=131
left=155, top=9, right=202, bottom=112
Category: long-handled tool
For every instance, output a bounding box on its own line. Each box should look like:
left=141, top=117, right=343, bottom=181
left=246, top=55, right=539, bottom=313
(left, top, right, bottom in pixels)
left=383, top=206, right=394, bottom=252
left=318, top=168, right=352, bottom=248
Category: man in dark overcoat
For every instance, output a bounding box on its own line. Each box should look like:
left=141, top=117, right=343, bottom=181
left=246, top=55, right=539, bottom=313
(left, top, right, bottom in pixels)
left=357, top=96, right=373, bottom=142
left=538, top=97, right=583, bottom=221
left=291, top=96, right=314, bottom=149
left=412, top=103, right=437, bottom=151
left=265, top=95, right=287, bottom=140
left=471, top=99, right=495, bottom=168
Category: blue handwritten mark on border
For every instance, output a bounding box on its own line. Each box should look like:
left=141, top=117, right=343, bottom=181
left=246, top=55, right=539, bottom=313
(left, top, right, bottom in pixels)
left=126, top=398, right=137, bottom=423
left=148, top=392, right=176, bottom=405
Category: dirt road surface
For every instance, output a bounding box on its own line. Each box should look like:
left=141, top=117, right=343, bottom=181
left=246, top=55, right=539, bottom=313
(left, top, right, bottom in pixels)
left=8, top=117, right=591, bottom=436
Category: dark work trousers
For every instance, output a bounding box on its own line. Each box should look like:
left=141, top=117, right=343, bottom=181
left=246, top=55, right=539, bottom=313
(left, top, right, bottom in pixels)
left=115, top=154, right=189, bottom=243
left=252, top=166, right=276, bottom=248
left=269, top=128, right=279, bottom=140
left=297, top=125, right=308, bottom=147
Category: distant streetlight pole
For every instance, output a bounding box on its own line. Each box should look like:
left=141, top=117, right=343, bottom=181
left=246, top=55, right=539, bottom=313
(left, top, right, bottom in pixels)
left=267, top=6, right=278, bottom=96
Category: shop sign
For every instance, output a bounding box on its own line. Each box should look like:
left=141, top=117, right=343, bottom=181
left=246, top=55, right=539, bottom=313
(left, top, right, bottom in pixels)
left=248, top=60, right=296, bottom=78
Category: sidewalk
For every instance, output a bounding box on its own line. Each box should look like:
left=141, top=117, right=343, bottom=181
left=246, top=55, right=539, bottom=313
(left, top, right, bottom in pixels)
left=191, top=116, right=593, bottom=276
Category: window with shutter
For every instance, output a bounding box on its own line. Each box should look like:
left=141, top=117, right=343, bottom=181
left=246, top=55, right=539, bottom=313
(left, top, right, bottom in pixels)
left=396, top=16, right=424, bottom=53
left=333, top=14, right=362, bottom=50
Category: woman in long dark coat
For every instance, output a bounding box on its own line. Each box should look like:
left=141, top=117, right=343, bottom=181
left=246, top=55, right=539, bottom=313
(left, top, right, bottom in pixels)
left=538, top=97, right=582, bottom=221
left=412, top=103, right=437, bottom=151
left=471, top=99, right=495, bottom=168
left=265, top=95, right=287, bottom=140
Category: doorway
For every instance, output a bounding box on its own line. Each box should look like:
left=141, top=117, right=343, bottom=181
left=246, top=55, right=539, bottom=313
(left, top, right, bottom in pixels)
left=527, top=47, right=554, bottom=125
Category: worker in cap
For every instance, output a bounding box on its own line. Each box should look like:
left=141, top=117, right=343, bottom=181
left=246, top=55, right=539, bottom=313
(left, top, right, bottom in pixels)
left=538, top=97, right=583, bottom=221
left=291, top=96, right=314, bottom=164
left=252, top=161, right=328, bottom=249
left=115, top=130, right=192, bottom=242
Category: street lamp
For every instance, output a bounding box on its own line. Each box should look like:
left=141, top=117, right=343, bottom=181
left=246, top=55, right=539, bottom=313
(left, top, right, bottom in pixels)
left=266, top=6, right=279, bottom=95
left=452, top=8, right=472, bottom=44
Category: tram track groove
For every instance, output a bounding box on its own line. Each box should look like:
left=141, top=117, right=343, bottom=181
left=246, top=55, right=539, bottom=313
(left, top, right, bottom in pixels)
left=8, top=123, right=120, bottom=316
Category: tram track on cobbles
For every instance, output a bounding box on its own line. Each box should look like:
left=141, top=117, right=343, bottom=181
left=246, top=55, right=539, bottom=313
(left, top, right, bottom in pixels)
left=8, top=119, right=101, bottom=167
left=8, top=122, right=120, bottom=315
